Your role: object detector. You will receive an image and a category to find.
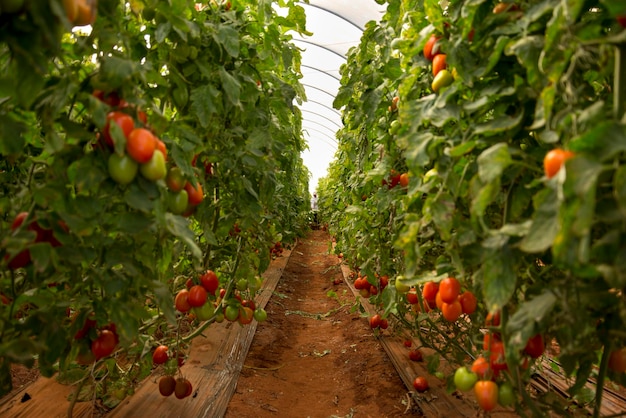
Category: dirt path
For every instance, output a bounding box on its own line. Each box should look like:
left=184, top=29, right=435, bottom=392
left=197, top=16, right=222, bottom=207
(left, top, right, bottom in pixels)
left=225, top=230, right=420, bottom=418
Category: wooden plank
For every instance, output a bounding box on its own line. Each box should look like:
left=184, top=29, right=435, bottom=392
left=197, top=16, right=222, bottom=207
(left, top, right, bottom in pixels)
left=339, top=264, right=518, bottom=418
left=0, top=249, right=291, bottom=418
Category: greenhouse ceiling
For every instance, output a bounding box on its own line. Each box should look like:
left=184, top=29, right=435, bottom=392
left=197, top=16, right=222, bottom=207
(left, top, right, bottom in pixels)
left=293, top=0, right=387, bottom=194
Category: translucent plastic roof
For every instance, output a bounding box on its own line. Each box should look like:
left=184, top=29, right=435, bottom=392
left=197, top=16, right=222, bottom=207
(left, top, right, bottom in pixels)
left=295, top=0, right=387, bottom=193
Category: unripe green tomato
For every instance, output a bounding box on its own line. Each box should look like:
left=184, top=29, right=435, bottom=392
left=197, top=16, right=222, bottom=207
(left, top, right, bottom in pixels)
left=253, top=308, right=268, bottom=322
left=236, top=278, right=248, bottom=291
left=192, top=301, right=215, bottom=321
left=389, top=120, right=400, bottom=135
left=224, top=305, right=240, bottom=322
left=454, top=366, right=478, bottom=391
left=431, top=69, right=454, bottom=93
left=395, top=277, right=410, bottom=294
left=168, top=190, right=189, bottom=215
left=498, top=382, right=515, bottom=407
left=214, top=311, right=225, bottom=323
left=140, top=150, right=167, bottom=181
left=108, top=153, right=139, bottom=185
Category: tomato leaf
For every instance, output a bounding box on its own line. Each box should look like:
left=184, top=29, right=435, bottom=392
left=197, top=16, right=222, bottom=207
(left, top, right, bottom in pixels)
left=477, top=143, right=512, bottom=183
left=164, top=213, right=201, bottom=260
left=219, top=68, right=242, bottom=107
left=505, top=290, right=556, bottom=360
left=215, top=24, right=240, bottom=58
left=477, top=245, right=516, bottom=313
left=190, top=85, right=219, bottom=128
left=519, top=188, right=559, bottom=253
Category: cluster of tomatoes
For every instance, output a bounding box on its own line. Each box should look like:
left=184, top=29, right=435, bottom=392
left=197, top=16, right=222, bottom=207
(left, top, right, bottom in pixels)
left=174, top=270, right=268, bottom=326
left=94, top=91, right=204, bottom=216
left=3, top=211, right=66, bottom=270
left=423, top=33, right=452, bottom=93
left=452, top=311, right=547, bottom=411
left=152, top=344, right=194, bottom=399
left=158, top=375, right=193, bottom=399
left=402, top=278, right=477, bottom=323
left=382, top=169, right=409, bottom=190
left=269, top=241, right=284, bottom=259
left=72, top=314, right=119, bottom=364
left=352, top=272, right=388, bottom=299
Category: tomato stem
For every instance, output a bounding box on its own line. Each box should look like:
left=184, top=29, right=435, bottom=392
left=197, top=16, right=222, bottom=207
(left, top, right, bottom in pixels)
left=593, top=343, right=611, bottom=418
left=614, top=44, right=626, bottom=120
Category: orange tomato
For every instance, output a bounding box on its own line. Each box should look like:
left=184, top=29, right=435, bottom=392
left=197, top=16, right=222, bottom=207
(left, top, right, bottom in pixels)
left=459, top=291, right=477, bottom=315
left=471, top=356, right=490, bottom=379
left=543, top=149, right=575, bottom=178
left=126, top=128, right=156, bottom=163
left=474, top=380, right=499, bottom=411
left=423, top=34, right=441, bottom=61
left=435, top=290, right=444, bottom=310
left=422, top=281, right=439, bottom=308
left=439, top=277, right=460, bottom=303
left=156, top=138, right=168, bottom=161
left=184, top=180, right=204, bottom=206
left=432, top=54, right=447, bottom=76
left=442, top=299, right=462, bottom=322
left=75, top=0, right=97, bottom=26
left=399, top=172, right=409, bottom=188
left=609, top=347, right=626, bottom=373
left=103, top=111, right=134, bottom=148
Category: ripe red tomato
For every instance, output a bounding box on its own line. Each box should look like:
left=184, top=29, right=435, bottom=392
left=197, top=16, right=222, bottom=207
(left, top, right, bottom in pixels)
left=471, top=356, right=490, bottom=379
left=439, top=277, right=460, bottom=303
left=483, top=332, right=500, bottom=351
left=423, top=34, right=440, bottom=61
left=379, top=275, right=389, bottom=289
left=432, top=54, right=447, bottom=76
left=152, top=345, right=169, bottom=365
left=379, top=318, right=388, bottom=329
left=403, top=339, right=412, bottom=348
left=175, top=289, right=192, bottom=313
left=369, top=285, right=378, bottom=295
left=174, top=378, right=192, bottom=399
left=435, top=291, right=444, bottom=310
left=489, top=341, right=508, bottom=371
left=238, top=306, right=254, bottom=325
left=103, top=111, right=134, bottom=147
left=523, top=334, right=545, bottom=359
left=369, top=314, right=382, bottom=329
left=126, top=128, right=156, bottom=163
left=159, top=375, right=176, bottom=397
left=91, top=329, right=117, bottom=360
left=399, top=173, right=409, bottom=188
left=442, top=300, right=462, bottom=322
left=413, top=376, right=429, bottom=392
left=188, top=285, right=208, bottom=308
left=459, top=291, right=477, bottom=315
left=422, top=281, right=439, bottom=307
left=185, top=180, right=204, bottom=206
left=409, top=349, right=423, bottom=362
left=486, top=311, right=501, bottom=327
left=543, top=149, right=575, bottom=179
left=406, top=288, right=418, bottom=304
left=155, top=138, right=167, bottom=161
left=200, top=270, right=219, bottom=295
left=609, top=347, right=626, bottom=373
left=474, top=380, right=498, bottom=411
left=166, top=167, right=185, bottom=192
left=618, top=15, right=626, bottom=28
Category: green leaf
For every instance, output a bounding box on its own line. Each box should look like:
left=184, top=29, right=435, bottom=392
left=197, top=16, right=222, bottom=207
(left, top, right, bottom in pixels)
left=0, top=114, right=27, bottom=155
left=215, top=24, right=240, bottom=58
left=190, top=85, right=219, bottom=128
left=505, top=291, right=557, bottom=360
left=164, top=213, right=201, bottom=260
left=425, top=193, right=455, bottom=241
left=569, top=122, right=626, bottom=163
left=614, top=165, right=626, bottom=215
left=100, top=56, right=136, bottom=90
left=519, top=188, right=559, bottom=253
left=477, top=143, right=512, bottom=183
left=479, top=246, right=517, bottom=313
left=219, top=68, right=241, bottom=107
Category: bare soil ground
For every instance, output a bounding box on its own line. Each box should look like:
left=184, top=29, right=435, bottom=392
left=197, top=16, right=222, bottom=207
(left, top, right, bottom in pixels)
left=225, top=229, right=420, bottom=418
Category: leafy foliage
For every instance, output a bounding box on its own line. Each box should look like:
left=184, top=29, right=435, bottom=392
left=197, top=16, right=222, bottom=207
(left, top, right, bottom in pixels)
left=320, top=0, right=626, bottom=413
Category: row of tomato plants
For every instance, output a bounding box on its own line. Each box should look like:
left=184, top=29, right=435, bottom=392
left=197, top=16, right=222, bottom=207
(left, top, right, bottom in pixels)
left=319, top=0, right=626, bottom=415
left=0, top=0, right=311, bottom=409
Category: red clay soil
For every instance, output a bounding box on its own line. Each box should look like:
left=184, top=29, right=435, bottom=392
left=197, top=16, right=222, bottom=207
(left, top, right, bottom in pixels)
left=225, top=229, right=420, bottom=418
